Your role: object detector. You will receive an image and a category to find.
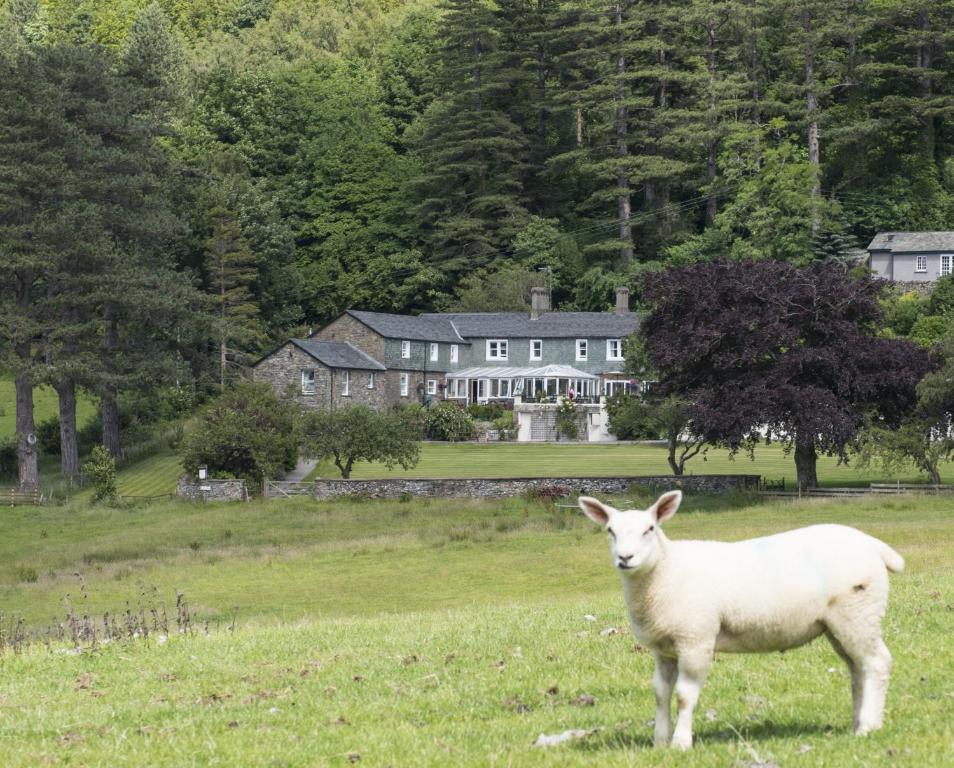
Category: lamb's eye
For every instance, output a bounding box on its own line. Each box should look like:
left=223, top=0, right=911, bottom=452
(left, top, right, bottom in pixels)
left=607, top=528, right=616, bottom=539
left=644, top=525, right=654, bottom=535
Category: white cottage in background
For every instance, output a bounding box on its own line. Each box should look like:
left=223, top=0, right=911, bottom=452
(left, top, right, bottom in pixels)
left=867, top=231, right=954, bottom=284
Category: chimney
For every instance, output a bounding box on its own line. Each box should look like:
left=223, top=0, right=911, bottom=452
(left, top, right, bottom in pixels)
left=530, top=286, right=550, bottom=319
left=614, top=286, right=630, bottom=314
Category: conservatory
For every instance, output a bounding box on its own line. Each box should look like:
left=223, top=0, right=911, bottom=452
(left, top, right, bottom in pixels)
left=445, top=364, right=600, bottom=404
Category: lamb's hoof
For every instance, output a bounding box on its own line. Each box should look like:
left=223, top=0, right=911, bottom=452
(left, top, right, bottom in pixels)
left=854, top=721, right=882, bottom=736
left=670, top=734, right=692, bottom=750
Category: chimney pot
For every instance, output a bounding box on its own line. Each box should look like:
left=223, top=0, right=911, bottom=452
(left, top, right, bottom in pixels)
left=615, top=287, right=630, bottom=314
left=530, top=286, right=550, bottom=319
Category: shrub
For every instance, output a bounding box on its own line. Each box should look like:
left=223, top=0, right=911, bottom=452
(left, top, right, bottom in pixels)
left=493, top=414, right=517, bottom=441
left=467, top=402, right=505, bottom=421
left=82, top=446, right=117, bottom=503
left=179, top=381, right=299, bottom=485
left=37, top=417, right=62, bottom=455
left=605, top=392, right=661, bottom=440
left=424, top=402, right=475, bottom=441
left=0, top=438, right=17, bottom=481
left=555, top=398, right=579, bottom=440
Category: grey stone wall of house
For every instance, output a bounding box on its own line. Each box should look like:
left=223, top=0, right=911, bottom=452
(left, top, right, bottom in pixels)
left=451, top=336, right=627, bottom=376
left=311, top=474, right=761, bottom=500
left=313, top=315, right=386, bottom=362
left=253, top=342, right=386, bottom=410
left=329, top=368, right=388, bottom=410
left=177, top=476, right=249, bottom=502
left=254, top=342, right=334, bottom=410
left=869, top=251, right=892, bottom=279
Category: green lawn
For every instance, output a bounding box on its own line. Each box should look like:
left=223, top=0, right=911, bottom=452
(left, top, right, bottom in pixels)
left=1, top=495, right=952, bottom=766
left=0, top=375, right=97, bottom=441
left=310, top=441, right=951, bottom=487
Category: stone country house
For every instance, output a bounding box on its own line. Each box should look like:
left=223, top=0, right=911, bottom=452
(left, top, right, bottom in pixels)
left=867, top=231, right=954, bottom=290
left=252, top=287, right=640, bottom=441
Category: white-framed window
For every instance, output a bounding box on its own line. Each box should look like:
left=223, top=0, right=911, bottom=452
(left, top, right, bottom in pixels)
left=400, top=372, right=409, bottom=396
left=341, top=370, right=350, bottom=396
left=916, top=255, right=927, bottom=273
left=401, top=340, right=411, bottom=358
left=606, top=338, right=623, bottom=361
left=477, top=379, right=488, bottom=401
left=942, top=255, right=953, bottom=277
left=367, top=372, right=375, bottom=389
left=430, top=342, right=439, bottom=362
left=450, top=344, right=459, bottom=364
left=301, top=369, right=316, bottom=394
left=530, top=339, right=542, bottom=361
left=427, top=379, right=437, bottom=395
left=486, top=339, right=508, bottom=360
left=576, top=339, right=588, bottom=361
left=491, top=379, right=511, bottom=398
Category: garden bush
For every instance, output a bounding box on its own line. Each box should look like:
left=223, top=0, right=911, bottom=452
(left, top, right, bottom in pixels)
left=424, top=402, right=476, bottom=441
left=467, top=402, right=505, bottom=421
left=82, top=446, right=117, bottom=503
left=0, top=438, right=16, bottom=481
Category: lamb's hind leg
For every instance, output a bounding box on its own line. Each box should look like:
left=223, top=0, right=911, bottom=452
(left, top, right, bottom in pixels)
left=826, top=594, right=892, bottom=735
left=670, top=647, right=712, bottom=749
left=652, top=653, right=677, bottom=748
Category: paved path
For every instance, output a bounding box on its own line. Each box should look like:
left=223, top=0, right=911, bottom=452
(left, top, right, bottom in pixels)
left=285, top=457, right=318, bottom=482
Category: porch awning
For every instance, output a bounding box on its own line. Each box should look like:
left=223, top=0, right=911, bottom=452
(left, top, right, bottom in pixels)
left=446, top=365, right=598, bottom=380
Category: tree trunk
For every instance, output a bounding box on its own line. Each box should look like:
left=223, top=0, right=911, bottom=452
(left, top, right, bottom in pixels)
left=15, top=369, right=38, bottom=490
left=667, top=438, right=683, bottom=476
left=54, top=378, right=79, bottom=478
left=614, top=2, right=633, bottom=267
left=803, top=9, right=821, bottom=237
left=102, top=302, right=121, bottom=458
left=928, top=464, right=941, bottom=486
left=794, top=436, right=818, bottom=489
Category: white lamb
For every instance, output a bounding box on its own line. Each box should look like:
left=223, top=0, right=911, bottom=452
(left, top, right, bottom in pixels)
left=578, top=491, right=904, bottom=749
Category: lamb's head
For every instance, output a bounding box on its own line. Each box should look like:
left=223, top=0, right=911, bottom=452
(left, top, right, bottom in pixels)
left=578, top=491, right=682, bottom=574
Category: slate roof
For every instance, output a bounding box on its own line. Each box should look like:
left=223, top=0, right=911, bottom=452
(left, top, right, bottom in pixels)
left=867, top=232, right=954, bottom=252
left=290, top=339, right=385, bottom=370
left=346, top=310, right=465, bottom=343
left=421, top=311, right=640, bottom=339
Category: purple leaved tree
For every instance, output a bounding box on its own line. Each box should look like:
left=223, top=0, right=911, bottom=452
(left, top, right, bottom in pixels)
left=640, top=260, right=934, bottom=488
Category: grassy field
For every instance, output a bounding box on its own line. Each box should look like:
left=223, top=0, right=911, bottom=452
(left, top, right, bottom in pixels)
left=0, top=375, right=97, bottom=441
left=1, top=494, right=952, bottom=766
left=311, top=441, right=953, bottom=487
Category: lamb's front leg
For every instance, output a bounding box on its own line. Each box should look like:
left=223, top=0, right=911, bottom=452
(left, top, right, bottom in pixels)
left=652, top=653, right=677, bottom=748
left=670, top=648, right=712, bottom=749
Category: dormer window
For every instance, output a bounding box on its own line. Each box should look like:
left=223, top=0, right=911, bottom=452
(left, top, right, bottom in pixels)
left=486, top=339, right=508, bottom=360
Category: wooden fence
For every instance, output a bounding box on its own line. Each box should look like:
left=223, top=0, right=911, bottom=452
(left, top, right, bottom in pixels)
left=760, top=482, right=954, bottom=499
left=3, top=487, right=41, bottom=506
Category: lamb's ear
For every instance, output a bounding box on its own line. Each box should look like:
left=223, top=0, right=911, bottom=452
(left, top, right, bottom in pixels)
left=650, top=491, right=682, bottom=523
left=578, top=496, right=614, bottom=526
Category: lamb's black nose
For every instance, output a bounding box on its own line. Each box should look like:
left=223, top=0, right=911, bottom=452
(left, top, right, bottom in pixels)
left=618, top=554, right=633, bottom=564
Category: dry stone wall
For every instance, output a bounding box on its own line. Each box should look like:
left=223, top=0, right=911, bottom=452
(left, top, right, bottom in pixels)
left=177, top=476, right=249, bottom=502
left=311, top=474, right=760, bottom=500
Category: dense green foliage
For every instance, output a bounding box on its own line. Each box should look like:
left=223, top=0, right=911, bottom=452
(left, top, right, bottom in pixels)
left=179, top=381, right=299, bottom=483
left=81, top=445, right=117, bottom=503
left=423, top=400, right=475, bottom=441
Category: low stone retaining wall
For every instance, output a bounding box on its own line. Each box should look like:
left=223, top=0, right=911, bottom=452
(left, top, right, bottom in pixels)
left=177, top=476, right=249, bottom=502
left=311, top=474, right=761, bottom=501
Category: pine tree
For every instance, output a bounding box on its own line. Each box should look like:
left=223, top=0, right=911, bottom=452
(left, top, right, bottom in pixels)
left=205, top=208, right=262, bottom=390
left=408, top=0, right=531, bottom=282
